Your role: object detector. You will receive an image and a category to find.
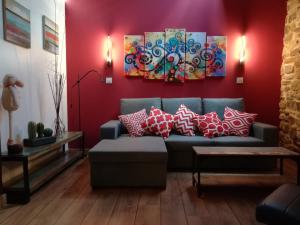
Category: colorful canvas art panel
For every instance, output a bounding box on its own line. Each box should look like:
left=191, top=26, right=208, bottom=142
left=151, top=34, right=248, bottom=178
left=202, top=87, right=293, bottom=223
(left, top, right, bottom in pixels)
left=205, top=36, right=227, bottom=77
left=3, top=0, right=31, bottom=48
left=43, top=16, right=59, bottom=55
left=164, top=28, right=186, bottom=83
left=144, top=32, right=165, bottom=80
left=185, top=32, right=206, bottom=80
left=124, top=35, right=145, bottom=76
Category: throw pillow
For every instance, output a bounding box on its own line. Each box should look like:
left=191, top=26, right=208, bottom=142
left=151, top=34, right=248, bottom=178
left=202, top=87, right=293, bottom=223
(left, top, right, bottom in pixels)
left=223, top=107, right=257, bottom=136
left=141, top=107, right=174, bottom=139
left=118, top=109, right=148, bottom=137
left=173, top=104, right=197, bottom=136
left=194, top=112, right=229, bottom=138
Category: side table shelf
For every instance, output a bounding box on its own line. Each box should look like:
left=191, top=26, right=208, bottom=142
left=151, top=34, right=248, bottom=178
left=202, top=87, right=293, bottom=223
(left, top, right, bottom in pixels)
left=2, top=131, right=84, bottom=204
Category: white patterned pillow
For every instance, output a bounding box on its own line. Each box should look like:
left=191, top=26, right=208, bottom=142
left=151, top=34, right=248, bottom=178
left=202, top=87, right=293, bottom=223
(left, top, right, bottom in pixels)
left=118, top=109, right=148, bottom=137
left=223, top=107, right=257, bottom=136
left=173, top=104, right=197, bottom=136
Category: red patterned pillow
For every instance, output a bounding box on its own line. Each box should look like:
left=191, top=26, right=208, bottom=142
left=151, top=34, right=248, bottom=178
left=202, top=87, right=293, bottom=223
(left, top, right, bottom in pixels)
left=173, top=104, right=197, bottom=136
left=141, top=107, right=174, bottom=139
left=223, top=107, right=257, bottom=136
left=118, top=109, right=148, bottom=137
left=194, top=112, right=229, bottom=138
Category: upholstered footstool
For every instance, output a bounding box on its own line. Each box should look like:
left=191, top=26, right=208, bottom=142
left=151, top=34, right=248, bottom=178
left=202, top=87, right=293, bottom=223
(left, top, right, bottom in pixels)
left=256, top=184, right=300, bottom=225
left=89, top=136, right=167, bottom=188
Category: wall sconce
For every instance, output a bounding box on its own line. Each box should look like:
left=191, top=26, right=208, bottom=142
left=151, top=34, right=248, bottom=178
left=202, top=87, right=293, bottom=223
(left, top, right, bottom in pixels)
left=239, top=35, right=246, bottom=63
left=106, top=35, right=112, bottom=67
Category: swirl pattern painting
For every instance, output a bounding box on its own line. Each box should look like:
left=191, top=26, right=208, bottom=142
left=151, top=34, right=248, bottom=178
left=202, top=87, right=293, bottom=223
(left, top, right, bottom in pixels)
left=144, top=32, right=165, bottom=80
left=164, top=28, right=186, bottom=83
left=185, top=32, right=206, bottom=80
left=206, top=36, right=227, bottom=77
left=124, top=35, right=145, bottom=76
left=123, top=29, right=227, bottom=82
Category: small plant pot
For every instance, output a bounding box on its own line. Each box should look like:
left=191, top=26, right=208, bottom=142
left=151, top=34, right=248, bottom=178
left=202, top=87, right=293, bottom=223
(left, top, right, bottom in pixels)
left=23, top=136, right=56, bottom=147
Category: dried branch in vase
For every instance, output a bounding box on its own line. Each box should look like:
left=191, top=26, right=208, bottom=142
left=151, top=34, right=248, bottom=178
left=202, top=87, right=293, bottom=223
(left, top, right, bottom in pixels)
left=48, top=73, right=65, bottom=137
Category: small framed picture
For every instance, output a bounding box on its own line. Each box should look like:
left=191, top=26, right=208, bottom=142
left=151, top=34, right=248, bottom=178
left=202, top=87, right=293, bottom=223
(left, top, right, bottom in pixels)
left=2, top=0, right=31, bottom=48
left=42, top=15, right=59, bottom=54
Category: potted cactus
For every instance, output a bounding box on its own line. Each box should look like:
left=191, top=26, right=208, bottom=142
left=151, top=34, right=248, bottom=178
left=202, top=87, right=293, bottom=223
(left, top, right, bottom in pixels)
left=23, top=122, right=56, bottom=147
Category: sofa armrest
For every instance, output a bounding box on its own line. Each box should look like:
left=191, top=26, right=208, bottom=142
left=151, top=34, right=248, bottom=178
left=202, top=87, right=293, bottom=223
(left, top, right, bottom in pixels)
left=100, top=120, right=121, bottom=140
left=251, top=122, right=278, bottom=146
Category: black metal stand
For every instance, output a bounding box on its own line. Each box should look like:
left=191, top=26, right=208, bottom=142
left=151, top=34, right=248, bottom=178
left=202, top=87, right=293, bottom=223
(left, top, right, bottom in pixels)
left=71, top=70, right=103, bottom=132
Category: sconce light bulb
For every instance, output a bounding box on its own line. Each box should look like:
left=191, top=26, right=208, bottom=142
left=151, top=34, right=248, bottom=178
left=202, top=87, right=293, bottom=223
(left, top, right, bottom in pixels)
left=106, top=35, right=112, bottom=66
left=239, top=35, right=246, bottom=63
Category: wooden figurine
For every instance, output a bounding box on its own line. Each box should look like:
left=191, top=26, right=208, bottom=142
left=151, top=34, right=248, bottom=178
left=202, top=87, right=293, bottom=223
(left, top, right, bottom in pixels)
left=1, top=75, right=24, bottom=153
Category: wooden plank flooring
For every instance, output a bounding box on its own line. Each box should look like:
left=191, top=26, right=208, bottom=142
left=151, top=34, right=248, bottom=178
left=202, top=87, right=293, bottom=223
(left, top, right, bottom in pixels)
left=0, top=159, right=294, bottom=225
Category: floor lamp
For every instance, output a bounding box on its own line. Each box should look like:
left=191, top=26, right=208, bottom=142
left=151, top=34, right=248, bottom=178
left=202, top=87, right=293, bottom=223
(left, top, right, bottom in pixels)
left=71, top=69, right=103, bottom=132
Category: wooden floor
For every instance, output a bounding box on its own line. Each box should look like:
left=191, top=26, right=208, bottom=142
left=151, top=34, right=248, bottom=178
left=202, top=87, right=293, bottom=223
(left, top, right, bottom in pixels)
left=0, top=159, right=294, bottom=225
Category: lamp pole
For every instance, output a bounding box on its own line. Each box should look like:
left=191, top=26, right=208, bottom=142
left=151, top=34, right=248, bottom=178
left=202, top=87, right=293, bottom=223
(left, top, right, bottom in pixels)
left=71, top=69, right=102, bottom=132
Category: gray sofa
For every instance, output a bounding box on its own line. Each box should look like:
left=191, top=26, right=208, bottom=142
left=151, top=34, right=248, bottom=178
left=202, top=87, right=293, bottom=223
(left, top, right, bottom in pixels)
left=89, top=97, right=278, bottom=188
left=96, top=97, right=278, bottom=171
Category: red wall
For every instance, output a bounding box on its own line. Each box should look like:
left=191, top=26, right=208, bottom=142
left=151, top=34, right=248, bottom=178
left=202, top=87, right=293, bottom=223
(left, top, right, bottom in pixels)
left=65, top=0, right=286, bottom=147
left=243, top=0, right=286, bottom=126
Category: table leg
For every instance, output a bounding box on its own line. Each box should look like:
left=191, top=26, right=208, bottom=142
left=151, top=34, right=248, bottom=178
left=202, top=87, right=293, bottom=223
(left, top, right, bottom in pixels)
left=280, top=158, right=284, bottom=175
left=197, top=157, right=201, bottom=197
left=22, top=158, right=30, bottom=203
left=192, top=151, right=195, bottom=186
left=297, top=159, right=300, bottom=185
left=62, top=144, right=66, bottom=153
left=81, top=134, right=85, bottom=158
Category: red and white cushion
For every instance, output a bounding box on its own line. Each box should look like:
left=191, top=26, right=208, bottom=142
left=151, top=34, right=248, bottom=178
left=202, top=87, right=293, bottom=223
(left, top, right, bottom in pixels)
left=223, top=107, right=257, bottom=136
left=141, top=107, right=174, bottom=139
left=118, top=109, right=148, bottom=137
left=194, top=112, right=229, bottom=138
left=173, top=104, right=197, bottom=136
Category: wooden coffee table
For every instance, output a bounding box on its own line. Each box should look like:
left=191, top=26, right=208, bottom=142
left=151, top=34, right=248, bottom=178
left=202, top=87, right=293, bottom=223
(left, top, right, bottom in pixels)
left=192, top=146, right=300, bottom=197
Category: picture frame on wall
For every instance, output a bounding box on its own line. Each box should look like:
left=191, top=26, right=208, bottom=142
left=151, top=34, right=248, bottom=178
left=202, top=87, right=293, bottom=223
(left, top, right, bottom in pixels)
left=2, top=0, right=31, bottom=48
left=42, top=15, right=59, bottom=55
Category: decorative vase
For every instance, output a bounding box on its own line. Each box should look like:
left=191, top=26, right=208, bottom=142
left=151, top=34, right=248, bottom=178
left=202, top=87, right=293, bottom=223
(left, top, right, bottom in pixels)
left=54, top=111, right=65, bottom=137
left=48, top=73, right=66, bottom=138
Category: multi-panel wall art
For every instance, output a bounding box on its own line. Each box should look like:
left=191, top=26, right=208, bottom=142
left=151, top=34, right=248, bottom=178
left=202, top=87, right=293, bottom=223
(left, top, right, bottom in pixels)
left=144, top=32, right=165, bottom=80
left=185, top=32, right=207, bottom=80
left=206, top=36, right=227, bottom=77
left=124, top=28, right=227, bottom=83
left=124, top=35, right=145, bottom=76
left=2, top=0, right=31, bottom=48
left=43, top=16, right=59, bottom=55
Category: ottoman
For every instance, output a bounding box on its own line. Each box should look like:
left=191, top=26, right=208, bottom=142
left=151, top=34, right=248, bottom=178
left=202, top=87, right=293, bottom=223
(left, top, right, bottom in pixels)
left=256, top=184, right=300, bottom=225
left=89, top=136, right=168, bottom=188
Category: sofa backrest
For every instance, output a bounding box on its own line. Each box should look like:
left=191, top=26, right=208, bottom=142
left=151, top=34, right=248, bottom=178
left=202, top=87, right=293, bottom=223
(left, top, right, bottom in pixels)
left=120, top=98, right=161, bottom=115
left=162, top=98, right=202, bottom=115
left=202, top=98, right=244, bottom=119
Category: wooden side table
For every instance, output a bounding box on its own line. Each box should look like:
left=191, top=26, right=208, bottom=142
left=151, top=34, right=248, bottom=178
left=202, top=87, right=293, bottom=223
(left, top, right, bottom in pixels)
left=192, top=146, right=300, bottom=197
left=2, top=132, right=84, bottom=204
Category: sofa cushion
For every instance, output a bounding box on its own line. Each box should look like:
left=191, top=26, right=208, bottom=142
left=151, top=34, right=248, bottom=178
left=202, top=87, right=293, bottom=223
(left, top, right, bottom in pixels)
left=89, top=135, right=167, bottom=163
left=202, top=98, right=244, bottom=119
left=118, top=109, right=148, bottom=137
left=162, top=98, right=202, bottom=115
left=165, top=134, right=215, bottom=149
left=120, top=98, right=161, bottom=115
left=141, top=107, right=174, bottom=139
left=194, top=112, right=229, bottom=138
left=224, top=107, right=257, bottom=137
left=173, top=104, right=197, bottom=136
left=214, top=136, right=264, bottom=146
left=165, top=134, right=214, bottom=170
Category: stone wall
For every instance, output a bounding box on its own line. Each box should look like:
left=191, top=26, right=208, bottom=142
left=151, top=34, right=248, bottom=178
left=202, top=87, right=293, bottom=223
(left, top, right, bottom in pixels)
left=280, top=0, right=300, bottom=151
